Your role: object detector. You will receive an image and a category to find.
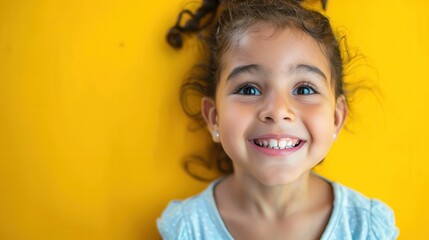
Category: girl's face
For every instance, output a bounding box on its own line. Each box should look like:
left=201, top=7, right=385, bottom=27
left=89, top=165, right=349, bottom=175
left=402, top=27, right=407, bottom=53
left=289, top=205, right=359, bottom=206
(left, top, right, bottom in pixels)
left=202, top=24, right=347, bottom=186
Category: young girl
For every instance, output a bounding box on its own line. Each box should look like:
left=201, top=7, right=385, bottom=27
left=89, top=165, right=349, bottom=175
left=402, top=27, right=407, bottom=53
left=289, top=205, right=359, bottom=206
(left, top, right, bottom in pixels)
left=158, top=0, right=399, bottom=239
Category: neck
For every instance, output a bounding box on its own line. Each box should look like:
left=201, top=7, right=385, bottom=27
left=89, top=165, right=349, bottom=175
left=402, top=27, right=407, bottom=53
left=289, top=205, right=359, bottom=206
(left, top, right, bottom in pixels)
left=229, top=171, right=313, bottom=219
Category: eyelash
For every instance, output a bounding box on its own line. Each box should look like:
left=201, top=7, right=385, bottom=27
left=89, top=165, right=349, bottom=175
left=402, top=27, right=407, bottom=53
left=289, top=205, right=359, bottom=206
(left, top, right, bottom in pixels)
left=233, top=83, right=262, bottom=95
left=292, top=82, right=318, bottom=95
left=232, top=81, right=318, bottom=96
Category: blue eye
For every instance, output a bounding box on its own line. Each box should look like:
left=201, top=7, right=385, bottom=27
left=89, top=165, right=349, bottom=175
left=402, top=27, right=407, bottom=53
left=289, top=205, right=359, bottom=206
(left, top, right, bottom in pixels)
left=236, top=85, right=261, bottom=96
left=292, top=85, right=317, bottom=95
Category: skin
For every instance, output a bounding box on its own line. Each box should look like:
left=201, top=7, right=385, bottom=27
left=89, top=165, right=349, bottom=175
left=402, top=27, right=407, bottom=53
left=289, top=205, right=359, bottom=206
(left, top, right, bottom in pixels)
left=202, top=23, right=347, bottom=240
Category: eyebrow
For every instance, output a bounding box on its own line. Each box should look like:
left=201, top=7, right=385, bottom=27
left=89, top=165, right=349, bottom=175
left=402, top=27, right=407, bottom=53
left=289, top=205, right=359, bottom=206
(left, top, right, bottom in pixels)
left=226, top=64, right=262, bottom=82
left=291, top=64, right=327, bottom=81
left=225, top=63, right=328, bottom=82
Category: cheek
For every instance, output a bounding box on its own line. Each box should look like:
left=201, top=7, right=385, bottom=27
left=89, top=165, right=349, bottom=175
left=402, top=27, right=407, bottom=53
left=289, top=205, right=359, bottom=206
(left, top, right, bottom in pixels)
left=217, top=102, right=254, bottom=153
left=300, top=107, right=335, bottom=162
left=300, top=104, right=335, bottom=140
left=218, top=102, right=251, bottom=136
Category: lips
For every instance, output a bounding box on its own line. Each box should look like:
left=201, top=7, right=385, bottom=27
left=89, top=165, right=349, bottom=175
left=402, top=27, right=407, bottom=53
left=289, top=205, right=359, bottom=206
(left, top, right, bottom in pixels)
left=253, top=138, right=301, bottom=150
left=249, top=134, right=305, bottom=156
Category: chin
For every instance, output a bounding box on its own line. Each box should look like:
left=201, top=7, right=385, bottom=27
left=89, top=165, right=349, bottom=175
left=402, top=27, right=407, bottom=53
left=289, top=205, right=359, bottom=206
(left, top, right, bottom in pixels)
left=256, top=170, right=306, bottom=187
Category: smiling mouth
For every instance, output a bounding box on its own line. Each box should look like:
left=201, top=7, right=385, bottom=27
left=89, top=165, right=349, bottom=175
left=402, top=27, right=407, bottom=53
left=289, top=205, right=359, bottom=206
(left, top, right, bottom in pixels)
left=253, top=138, right=302, bottom=150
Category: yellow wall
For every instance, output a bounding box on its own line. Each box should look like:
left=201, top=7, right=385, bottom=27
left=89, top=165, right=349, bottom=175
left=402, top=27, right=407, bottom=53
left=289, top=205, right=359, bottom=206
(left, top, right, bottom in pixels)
left=0, top=0, right=427, bottom=239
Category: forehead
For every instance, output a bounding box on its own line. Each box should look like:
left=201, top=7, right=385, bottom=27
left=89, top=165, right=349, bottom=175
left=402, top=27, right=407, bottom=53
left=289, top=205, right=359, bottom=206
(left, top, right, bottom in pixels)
left=220, top=23, right=331, bottom=81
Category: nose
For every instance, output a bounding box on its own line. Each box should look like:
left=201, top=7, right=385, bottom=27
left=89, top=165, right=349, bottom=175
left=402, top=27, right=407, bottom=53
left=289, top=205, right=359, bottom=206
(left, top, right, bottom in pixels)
left=258, top=91, right=295, bottom=123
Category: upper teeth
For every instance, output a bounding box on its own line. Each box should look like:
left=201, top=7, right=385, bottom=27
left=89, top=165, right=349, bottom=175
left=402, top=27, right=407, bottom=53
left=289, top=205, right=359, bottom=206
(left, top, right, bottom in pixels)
left=255, top=138, right=300, bottom=149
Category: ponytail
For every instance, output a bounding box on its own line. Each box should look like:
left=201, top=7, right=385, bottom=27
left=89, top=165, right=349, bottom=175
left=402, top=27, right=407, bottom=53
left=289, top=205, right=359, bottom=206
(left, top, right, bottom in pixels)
left=167, top=0, right=220, bottom=49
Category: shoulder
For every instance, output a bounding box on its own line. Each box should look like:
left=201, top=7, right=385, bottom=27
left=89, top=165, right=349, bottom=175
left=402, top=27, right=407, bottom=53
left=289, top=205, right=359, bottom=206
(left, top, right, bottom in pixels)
left=157, top=190, right=208, bottom=239
left=157, top=179, right=229, bottom=239
left=157, top=200, right=190, bottom=239
left=328, top=182, right=399, bottom=239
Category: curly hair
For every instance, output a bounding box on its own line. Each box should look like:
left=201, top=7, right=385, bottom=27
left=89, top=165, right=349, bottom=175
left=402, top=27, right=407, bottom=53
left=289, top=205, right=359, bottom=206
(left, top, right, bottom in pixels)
left=167, top=0, right=352, bottom=181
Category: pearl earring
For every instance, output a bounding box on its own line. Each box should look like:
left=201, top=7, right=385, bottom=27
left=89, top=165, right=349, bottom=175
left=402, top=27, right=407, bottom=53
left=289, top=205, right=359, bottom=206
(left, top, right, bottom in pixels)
left=214, top=131, right=220, bottom=138
left=333, top=133, right=337, bottom=139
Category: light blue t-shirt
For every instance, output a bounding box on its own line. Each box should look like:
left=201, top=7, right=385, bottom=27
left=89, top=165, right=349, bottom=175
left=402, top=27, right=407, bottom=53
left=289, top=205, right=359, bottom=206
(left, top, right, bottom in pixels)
left=157, top=176, right=399, bottom=239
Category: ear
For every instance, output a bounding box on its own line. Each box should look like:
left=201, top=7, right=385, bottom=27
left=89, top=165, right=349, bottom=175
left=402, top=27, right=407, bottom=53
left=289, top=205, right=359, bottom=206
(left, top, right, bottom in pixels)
left=333, top=95, right=348, bottom=138
left=201, top=97, right=220, bottom=142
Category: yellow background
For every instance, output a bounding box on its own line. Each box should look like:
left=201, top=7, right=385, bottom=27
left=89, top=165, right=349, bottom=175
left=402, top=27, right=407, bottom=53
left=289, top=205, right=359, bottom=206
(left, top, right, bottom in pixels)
left=0, top=0, right=427, bottom=239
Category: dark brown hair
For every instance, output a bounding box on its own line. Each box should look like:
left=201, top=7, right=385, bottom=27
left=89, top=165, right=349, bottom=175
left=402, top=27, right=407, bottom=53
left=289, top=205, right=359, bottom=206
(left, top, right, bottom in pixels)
left=167, top=0, right=352, bottom=181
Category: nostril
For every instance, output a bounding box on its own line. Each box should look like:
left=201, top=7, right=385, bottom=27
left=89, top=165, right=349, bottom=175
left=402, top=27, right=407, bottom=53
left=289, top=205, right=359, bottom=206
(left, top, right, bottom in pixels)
left=259, top=107, right=295, bottom=123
